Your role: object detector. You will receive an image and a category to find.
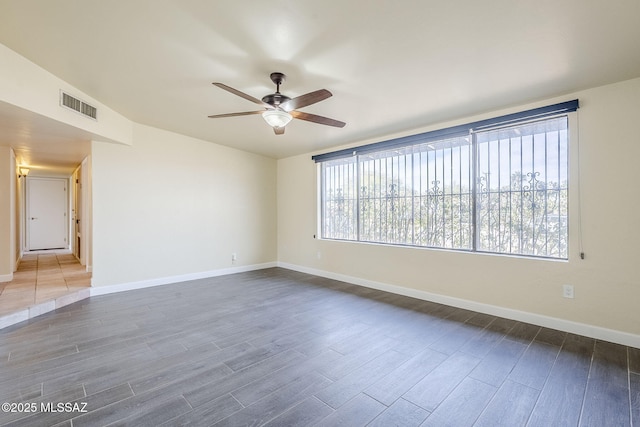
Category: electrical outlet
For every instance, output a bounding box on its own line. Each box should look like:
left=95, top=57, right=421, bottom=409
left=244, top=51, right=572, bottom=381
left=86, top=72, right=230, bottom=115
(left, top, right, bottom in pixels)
left=317, top=251, right=322, bottom=260
left=562, top=284, right=574, bottom=299
left=231, top=253, right=237, bottom=262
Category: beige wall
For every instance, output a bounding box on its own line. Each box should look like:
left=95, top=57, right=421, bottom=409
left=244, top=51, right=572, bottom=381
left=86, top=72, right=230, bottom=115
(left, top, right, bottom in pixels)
left=278, top=77, right=640, bottom=341
left=81, top=156, right=93, bottom=270
left=91, top=123, right=277, bottom=287
left=12, top=149, right=19, bottom=271
left=0, top=146, right=13, bottom=281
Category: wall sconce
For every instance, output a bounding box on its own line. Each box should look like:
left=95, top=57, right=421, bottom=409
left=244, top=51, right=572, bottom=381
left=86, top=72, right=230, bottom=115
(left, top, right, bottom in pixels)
left=18, top=167, right=30, bottom=178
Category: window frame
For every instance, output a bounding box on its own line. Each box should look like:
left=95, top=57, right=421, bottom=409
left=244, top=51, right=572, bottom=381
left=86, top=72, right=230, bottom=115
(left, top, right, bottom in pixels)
left=314, top=101, right=578, bottom=260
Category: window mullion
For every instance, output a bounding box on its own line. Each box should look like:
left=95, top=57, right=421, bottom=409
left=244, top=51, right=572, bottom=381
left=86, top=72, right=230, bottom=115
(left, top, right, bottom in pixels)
left=471, top=130, right=478, bottom=252
left=356, top=155, right=361, bottom=242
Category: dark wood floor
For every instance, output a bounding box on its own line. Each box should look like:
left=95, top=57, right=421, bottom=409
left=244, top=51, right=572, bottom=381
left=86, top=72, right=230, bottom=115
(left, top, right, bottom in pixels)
left=0, top=268, right=638, bottom=426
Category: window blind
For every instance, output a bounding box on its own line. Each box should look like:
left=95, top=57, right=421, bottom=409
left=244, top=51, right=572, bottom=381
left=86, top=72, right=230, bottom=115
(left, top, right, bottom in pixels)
left=312, top=100, right=578, bottom=163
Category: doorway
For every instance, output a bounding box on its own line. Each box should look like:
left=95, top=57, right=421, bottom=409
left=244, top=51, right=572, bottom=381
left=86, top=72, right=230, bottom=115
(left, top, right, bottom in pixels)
left=73, top=169, right=82, bottom=260
left=26, top=177, right=68, bottom=251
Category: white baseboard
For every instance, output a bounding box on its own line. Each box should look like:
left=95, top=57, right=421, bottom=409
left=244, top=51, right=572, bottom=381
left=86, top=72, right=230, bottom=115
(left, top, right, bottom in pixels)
left=0, top=273, right=13, bottom=283
left=90, top=262, right=277, bottom=297
left=277, top=262, right=640, bottom=349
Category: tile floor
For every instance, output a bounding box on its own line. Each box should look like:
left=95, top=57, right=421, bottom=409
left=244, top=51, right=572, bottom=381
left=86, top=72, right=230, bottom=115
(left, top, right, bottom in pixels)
left=0, top=250, right=91, bottom=329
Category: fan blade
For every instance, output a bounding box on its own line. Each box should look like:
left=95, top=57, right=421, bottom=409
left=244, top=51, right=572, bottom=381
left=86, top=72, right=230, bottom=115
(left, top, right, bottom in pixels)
left=274, top=127, right=285, bottom=135
left=212, top=83, right=273, bottom=108
left=279, top=89, right=332, bottom=112
left=291, top=110, right=346, bottom=128
left=208, top=110, right=264, bottom=118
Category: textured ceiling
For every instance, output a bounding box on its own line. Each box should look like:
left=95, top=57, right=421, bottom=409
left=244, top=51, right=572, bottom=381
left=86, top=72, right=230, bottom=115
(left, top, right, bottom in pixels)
left=1, top=0, right=639, bottom=174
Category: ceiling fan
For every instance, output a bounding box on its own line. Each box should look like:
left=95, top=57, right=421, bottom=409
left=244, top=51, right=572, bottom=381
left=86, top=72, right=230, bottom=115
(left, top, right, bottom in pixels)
left=208, top=72, right=346, bottom=135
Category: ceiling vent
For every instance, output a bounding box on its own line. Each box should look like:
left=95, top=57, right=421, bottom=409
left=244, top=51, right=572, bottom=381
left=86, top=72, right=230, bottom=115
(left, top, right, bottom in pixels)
left=60, top=91, right=97, bottom=120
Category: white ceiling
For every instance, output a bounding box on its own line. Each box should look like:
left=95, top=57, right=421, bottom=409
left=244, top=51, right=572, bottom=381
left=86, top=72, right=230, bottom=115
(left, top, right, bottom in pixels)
left=1, top=0, right=639, bottom=174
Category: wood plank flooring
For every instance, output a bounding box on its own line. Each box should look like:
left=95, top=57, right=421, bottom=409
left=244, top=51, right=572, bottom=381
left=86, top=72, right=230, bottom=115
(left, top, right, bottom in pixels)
left=0, top=268, right=638, bottom=426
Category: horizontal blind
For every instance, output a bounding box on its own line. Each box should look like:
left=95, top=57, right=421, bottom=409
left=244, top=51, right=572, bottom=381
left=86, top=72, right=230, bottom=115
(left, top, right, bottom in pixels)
left=312, top=100, right=578, bottom=163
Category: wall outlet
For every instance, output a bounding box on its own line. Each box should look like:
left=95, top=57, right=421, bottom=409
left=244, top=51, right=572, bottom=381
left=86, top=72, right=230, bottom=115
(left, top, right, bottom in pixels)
left=231, top=253, right=237, bottom=262
left=562, top=284, right=574, bottom=299
left=317, top=251, right=322, bottom=260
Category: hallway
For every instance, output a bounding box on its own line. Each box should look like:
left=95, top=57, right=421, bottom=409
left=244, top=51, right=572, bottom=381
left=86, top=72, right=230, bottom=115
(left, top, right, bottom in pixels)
left=0, top=251, right=91, bottom=329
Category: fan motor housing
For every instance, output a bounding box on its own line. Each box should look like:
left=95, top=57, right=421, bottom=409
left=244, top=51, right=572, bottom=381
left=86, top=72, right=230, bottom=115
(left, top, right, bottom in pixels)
left=262, top=93, right=291, bottom=107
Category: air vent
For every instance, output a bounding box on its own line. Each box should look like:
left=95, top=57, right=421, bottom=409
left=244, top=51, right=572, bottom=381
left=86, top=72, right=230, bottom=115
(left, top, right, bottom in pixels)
left=81, top=102, right=97, bottom=119
left=60, top=91, right=97, bottom=120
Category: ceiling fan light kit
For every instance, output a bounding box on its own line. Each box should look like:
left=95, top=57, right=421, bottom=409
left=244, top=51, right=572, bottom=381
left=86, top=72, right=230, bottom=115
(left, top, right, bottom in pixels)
left=209, top=72, right=345, bottom=135
left=262, top=109, right=292, bottom=128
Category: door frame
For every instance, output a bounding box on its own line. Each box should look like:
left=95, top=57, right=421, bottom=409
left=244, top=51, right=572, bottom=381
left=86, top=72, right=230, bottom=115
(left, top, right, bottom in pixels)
left=70, top=156, right=91, bottom=268
left=26, top=176, right=69, bottom=251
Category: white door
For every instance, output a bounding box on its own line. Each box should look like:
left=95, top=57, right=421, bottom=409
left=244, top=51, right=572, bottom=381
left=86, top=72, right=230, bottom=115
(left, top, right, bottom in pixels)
left=27, top=178, right=68, bottom=250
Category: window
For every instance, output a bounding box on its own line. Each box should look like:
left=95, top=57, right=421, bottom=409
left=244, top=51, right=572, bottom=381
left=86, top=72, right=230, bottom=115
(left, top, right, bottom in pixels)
left=475, top=117, right=569, bottom=257
left=315, top=101, right=576, bottom=259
